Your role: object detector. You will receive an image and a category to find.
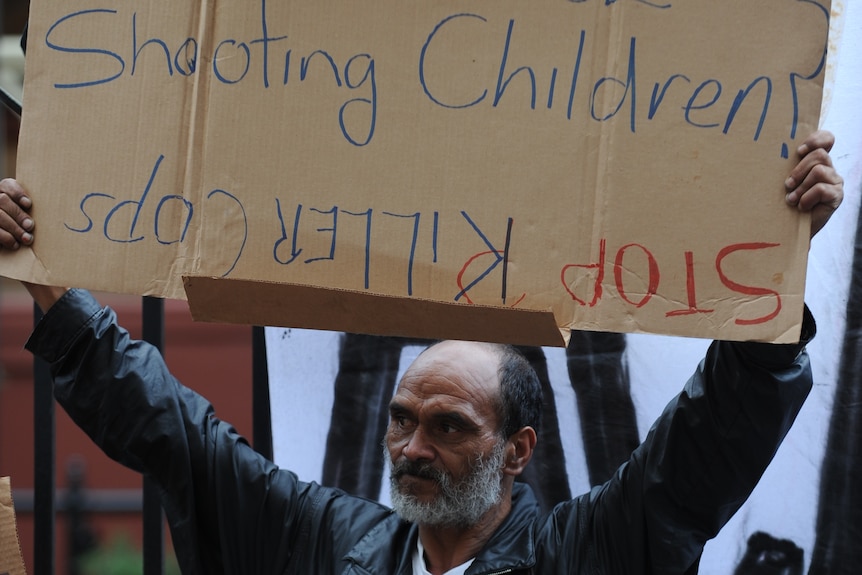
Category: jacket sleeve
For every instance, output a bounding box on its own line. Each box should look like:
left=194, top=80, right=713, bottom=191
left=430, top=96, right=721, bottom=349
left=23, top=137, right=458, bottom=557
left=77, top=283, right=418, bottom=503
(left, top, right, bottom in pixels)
left=24, top=289, right=313, bottom=574
left=545, top=307, right=816, bottom=574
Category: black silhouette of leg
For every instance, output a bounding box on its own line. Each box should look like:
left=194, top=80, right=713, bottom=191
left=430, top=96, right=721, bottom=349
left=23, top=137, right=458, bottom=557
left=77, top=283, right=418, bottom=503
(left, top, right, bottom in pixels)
left=322, top=334, right=404, bottom=498
left=566, top=331, right=639, bottom=486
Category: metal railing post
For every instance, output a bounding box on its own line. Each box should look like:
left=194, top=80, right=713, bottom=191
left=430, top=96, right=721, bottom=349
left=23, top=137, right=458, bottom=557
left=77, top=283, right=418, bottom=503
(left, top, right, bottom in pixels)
left=142, top=296, right=165, bottom=575
left=252, top=326, right=273, bottom=460
left=32, top=304, right=55, bottom=575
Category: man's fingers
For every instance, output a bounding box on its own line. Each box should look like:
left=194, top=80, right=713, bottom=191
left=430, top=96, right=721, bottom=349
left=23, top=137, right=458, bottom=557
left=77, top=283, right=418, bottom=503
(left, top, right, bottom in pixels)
left=785, top=147, right=834, bottom=193
left=0, top=178, right=32, bottom=209
left=780, top=130, right=844, bottom=239
left=793, top=179, right=844, bottom=212
left=0, top=228, right=20, bottom=250
left=796, top=129, right=835, bottom=157
left=787, top=174, right=844, bottom=212
left=0, top=178, right=34, bottom=248
left=0, top=207, right=34, bottom=248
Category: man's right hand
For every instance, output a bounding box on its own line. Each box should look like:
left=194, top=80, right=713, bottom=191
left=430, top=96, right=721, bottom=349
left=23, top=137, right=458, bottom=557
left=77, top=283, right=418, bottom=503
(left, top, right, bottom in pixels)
left=0, top=178, right=69, bottom=311
left=0, top=178, right=34, bottom=250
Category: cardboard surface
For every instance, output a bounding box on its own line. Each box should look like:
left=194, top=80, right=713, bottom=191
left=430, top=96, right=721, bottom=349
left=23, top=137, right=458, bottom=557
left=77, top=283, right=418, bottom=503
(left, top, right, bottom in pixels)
left=0, top=478, right=27, bottom=575
left=185, top=275, right=566, bottom=346
left=4, top=0, right=831, bottom=343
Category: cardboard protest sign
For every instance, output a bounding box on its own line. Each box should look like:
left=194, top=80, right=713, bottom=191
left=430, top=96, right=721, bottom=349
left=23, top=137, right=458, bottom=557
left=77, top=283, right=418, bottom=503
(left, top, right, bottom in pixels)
left=4, top=0, right=830, bottom=343
left=0, top=478, right=27, bottom=575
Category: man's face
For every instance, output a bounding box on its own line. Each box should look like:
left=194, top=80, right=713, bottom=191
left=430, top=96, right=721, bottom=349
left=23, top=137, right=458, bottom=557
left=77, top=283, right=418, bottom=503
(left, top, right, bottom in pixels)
left=385, top=341, right=507, bottom=527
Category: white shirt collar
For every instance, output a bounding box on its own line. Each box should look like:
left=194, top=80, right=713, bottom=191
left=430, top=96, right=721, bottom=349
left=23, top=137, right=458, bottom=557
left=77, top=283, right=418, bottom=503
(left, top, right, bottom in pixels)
left=412, top=535, right=475, bottom=575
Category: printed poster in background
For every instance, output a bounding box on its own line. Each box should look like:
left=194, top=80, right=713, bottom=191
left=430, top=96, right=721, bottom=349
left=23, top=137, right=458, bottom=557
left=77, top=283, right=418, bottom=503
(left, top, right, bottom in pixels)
left=266, top=3, right=862, bottom=573
left=4, top=0, right=831, bottom=343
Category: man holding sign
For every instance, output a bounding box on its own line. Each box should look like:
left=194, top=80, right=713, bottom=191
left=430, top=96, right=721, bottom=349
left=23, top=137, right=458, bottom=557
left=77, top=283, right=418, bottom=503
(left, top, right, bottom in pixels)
left=0, top=130, right=845, bottom=574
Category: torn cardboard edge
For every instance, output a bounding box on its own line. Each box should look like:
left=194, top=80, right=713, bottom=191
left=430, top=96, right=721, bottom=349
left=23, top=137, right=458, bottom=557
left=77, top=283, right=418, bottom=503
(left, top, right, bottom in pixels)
left=0, top=477, right=28, bottom=575
left=183, top=276, right=567, bottom=347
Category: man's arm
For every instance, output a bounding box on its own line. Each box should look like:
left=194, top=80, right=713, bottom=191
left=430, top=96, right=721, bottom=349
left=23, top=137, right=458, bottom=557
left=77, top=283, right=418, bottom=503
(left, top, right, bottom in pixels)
left=22, top=288, right=303, bottom=573
left=558, top=314, right=816, bottom=573
left=23, top=283, right=68, bottom=312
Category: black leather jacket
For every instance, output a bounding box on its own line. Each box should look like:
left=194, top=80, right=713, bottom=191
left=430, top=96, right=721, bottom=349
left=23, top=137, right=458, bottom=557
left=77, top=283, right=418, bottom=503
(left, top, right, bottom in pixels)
left=26, top=289, right=815, bottom=574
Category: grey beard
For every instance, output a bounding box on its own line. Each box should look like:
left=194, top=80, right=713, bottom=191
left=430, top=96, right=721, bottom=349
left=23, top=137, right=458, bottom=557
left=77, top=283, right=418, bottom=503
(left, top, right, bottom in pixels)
left=387, top=441, right=506, bottom=528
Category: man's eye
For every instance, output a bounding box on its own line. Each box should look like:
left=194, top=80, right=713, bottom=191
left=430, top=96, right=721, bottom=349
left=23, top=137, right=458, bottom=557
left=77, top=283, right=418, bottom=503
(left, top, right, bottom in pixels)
left=391, top=415, right=412, bottom=430
left=440, top=422, right=459, bottom=434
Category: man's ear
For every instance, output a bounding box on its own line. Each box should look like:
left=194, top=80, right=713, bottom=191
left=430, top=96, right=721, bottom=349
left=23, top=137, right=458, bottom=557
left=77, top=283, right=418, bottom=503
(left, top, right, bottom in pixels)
left=503, top=426, right=537, bottom=476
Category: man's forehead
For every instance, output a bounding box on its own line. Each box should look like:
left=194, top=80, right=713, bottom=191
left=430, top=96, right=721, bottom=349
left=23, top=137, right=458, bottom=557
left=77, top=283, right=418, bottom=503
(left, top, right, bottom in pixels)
left=412, top=340, right=501, bottom=370
left=423, top=339, right=502, bottom=356
left=396, top=340, right=502, bottom=395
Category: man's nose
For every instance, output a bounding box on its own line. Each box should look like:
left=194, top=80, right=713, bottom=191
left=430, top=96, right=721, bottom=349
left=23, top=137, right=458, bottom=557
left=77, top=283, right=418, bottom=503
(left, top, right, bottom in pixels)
left=402, top=426, right=435, bottom=461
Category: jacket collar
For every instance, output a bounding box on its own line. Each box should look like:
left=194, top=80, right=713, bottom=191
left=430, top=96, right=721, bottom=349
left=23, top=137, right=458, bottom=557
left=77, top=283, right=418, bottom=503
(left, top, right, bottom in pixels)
left=466, top=483, right=538, bottom=574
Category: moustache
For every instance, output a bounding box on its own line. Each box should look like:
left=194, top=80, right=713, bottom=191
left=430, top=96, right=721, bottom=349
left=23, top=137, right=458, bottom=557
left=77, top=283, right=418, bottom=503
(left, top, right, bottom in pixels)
left=391, top=458, right=446, bottom=482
